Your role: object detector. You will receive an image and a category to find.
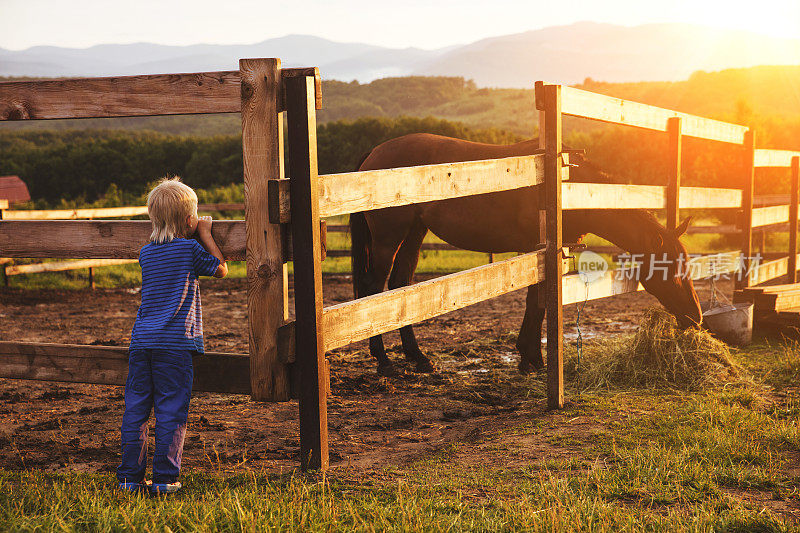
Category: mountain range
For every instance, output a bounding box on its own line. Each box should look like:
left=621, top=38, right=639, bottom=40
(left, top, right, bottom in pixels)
left=1, top=22, right=799, bottom=87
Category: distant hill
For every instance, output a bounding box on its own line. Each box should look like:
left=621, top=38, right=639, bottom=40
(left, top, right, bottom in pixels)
left=0, top=35, right=446, bottom=82
left=414, top=22, right=800, bottom=86
left=1, top=22, right=799, bottom=86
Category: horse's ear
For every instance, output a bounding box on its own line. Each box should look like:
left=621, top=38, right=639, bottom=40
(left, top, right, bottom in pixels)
left=674, top=216, right=693, bottom=237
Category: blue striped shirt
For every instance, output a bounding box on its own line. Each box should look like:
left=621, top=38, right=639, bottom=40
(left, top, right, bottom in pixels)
left=129, top=238, right=221, bottom=353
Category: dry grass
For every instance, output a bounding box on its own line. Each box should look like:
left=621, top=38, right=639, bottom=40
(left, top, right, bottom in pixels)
left=567, top=308, right=751, bottom=391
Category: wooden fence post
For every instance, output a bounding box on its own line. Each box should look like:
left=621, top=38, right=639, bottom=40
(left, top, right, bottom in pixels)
left=666, top=117, right=682, bottom=231
left=88, top=267, right=95, bottom=289
left=543, top=84, right=564, bottom=410
left=739, top=130, right=755, bottom=288
left=285, top=75, right=328, bottom=471
left=790, top=156, right=800, bottom=283
left=241, top=58, right=291, bottom=401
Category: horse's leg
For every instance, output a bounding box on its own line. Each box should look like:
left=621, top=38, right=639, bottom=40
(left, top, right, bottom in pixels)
left=516, top=284, right=546, bottom=374
left=386, top=218, right=434, bottom=373
left=364, top=241, right=402, bottom=376
left=353, top=209, right=414, bottom=376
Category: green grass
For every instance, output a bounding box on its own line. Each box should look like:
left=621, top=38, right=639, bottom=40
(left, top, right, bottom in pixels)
left=1, top=338, right=798, bottom=530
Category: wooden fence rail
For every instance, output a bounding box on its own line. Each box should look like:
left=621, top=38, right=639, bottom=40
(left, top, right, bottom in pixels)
left=0, top=342, right=250, bottom=394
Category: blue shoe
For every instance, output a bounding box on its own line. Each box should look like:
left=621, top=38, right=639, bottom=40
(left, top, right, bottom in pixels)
left=149, top=481, right=182, bottom=495
left=118, top=481, right=146, bottom=493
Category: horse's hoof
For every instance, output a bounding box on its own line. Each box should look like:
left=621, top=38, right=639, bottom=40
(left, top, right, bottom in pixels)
left=518, top=359, right=543, bottom=375
left=377, top=363, right=397, bottom=377
left=413, top=359, right=435, bottom=373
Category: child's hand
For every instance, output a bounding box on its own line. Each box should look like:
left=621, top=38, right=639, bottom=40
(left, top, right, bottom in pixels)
left=197, top=216, right=213, bottom=236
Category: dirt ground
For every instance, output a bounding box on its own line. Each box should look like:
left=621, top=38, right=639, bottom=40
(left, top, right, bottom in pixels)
left=0, top=274, right=708, bottom=475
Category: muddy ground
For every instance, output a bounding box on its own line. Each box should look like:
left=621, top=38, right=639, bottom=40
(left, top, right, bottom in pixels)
left=0, top=274, right=714, bottom=475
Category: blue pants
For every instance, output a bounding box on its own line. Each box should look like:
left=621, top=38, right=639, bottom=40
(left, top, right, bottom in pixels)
left=117, top=348, right=194, bottom=484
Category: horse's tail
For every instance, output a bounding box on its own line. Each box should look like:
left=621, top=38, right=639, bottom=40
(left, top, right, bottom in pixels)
left=350, top=151, right=373, bottom=299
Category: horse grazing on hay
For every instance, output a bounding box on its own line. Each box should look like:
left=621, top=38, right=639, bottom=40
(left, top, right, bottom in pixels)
left=350, top=133, right=703, bottom=376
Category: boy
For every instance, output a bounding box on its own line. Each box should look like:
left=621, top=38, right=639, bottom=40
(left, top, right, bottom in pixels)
left=117, top=177, right=228, bottom=495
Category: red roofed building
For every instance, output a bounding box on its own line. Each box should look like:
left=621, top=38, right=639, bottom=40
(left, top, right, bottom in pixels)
left=0, top=176, right=30, bottom=204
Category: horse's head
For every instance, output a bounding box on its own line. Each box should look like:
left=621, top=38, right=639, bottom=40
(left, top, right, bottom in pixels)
left=636, top=216, right=703, bottom=328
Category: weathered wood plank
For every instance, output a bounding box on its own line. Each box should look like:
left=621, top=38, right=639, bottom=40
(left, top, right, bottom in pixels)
left=563, top=253, right=744, bottom=304
left=551, top=85, right=747, bottom=144
left=561, top=183, right=741, bottom=210
left=685, top=251, right=741, bottom=279
left=0, top=342, right=250, bottom=394
left=752, top=204, right=790, bottom=229
left=752, top=256, right=790, bottom=286
left=2, top=206, right=148, bottom=220
left=0, top=67, right=321, bottom=120
left=317, top=155, right=550, bottom=219
left=286, top=75, right=328, bottom=471
left=274, top=180, right=741, bottom=222
left=5, top=258, right=136, bottom=276
left=679, top=187, right=742, bottom=209
left=0, top=71, right=242, bottom=120
left=241, top=58, right=290, bottom=402
left=543, top=84, right=564, bottom=410
left=754, top=149, right=800, bottom=168
left=562, top=270, right=642, bottom=305
left=0, top=200, right=8, bottom=210
left=0, top=220, right=245, bottom=259
left=322, top=250, right=547, bottom=352
left=3, top=204, right=244, bottom=219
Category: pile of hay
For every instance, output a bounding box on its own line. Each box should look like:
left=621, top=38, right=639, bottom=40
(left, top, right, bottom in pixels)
left=568, top=308, right=747, bottom=391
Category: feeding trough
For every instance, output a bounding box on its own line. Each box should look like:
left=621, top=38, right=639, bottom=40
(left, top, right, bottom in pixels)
left=702, top=303, right=753, bottom=346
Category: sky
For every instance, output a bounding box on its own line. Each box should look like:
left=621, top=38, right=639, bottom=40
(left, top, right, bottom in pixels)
left=1, top=0, right=799, bottom=50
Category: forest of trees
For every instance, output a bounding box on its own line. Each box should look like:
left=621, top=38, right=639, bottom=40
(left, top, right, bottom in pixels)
left=0, top=117, right=521, bottom=206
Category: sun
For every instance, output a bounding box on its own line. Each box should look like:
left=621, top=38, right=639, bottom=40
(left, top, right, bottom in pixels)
left=692, top=1, right=800, bottom=39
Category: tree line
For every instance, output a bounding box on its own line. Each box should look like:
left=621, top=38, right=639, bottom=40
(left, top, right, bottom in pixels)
left=0, top=116, right=522, bottom=207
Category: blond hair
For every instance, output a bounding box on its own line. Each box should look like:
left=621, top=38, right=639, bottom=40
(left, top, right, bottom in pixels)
left=147, top=177, right=198, bottom=243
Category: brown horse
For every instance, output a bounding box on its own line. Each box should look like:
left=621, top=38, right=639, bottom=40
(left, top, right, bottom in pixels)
left=350, top=133, right=702, bottom=376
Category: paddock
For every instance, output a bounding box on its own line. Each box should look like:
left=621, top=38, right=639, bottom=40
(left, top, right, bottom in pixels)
left=1, top=57, right=799, bottom=471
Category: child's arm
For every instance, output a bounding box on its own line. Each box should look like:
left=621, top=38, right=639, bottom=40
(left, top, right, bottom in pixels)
left=196, top=216, right=228, bottom=278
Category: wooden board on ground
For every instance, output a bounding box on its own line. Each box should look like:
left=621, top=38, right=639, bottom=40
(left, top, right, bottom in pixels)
left=0, top=342, right=250, bottom=394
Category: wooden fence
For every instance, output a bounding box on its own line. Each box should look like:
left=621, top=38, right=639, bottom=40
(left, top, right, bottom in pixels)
left=0, top=204, right=249, bottom=286
left=1, top=59, right=799, bottom=471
